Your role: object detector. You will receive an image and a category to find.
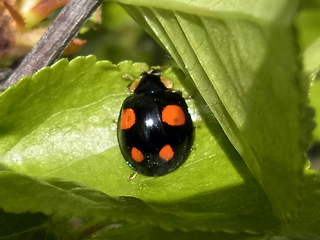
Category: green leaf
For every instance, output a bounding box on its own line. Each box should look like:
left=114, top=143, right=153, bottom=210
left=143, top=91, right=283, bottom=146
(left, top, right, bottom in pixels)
left=297, top=0, right=320, bottom=82
left=296, top=0, right=320, bottom=52
left=0, top=56, right=279, bottom=234
left=116, top=0, right=306, bottom=219
left=0, top=210, right=54, bottom=240
left=0, top=171, right=278, bottom=238
left=310, top=78, right=320, bottom=141
left=96, top=223, right=270, bottom=240
left=303, top=38, right=320, bottom=79
left=0, top=172, right=176, bottom=225
left=74, top=2, right=169, bottom=66
left=282, top=170, right=320, bottom=239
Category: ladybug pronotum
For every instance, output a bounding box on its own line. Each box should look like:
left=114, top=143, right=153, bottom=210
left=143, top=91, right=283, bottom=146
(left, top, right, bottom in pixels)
left=117, top=69, right=193, bottom=176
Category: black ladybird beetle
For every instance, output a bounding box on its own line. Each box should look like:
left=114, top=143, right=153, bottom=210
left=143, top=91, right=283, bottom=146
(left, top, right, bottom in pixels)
left=117, top=69, right=193, bottom=176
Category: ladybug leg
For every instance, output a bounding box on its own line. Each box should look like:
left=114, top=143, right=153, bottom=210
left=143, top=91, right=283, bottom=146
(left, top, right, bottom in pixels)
left=122, top=74, right=141, bottom=93
left=127, top=171, right=138, bottom=181
left=170, top=90, right=183, bottom=97
left=160, top=76, right=173, bottom=89
left=128, top=79, right=141, bottom=93
left=169, top=90, right=192, bottom=99
left=184, top=94, right=193, bottom=100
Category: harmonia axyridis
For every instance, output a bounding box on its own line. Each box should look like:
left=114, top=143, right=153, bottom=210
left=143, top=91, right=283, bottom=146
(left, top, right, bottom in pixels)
left=117, top=69, right=194, bottom=176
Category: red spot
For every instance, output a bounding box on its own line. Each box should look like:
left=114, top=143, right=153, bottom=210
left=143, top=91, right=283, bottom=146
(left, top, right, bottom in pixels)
left=159, top=144, right=174, bottom=161
left=131, top=147, right=144, bottom=162
left=120, top=108, right=136, bottom=130
left=162, top=105, right=186, bottom=126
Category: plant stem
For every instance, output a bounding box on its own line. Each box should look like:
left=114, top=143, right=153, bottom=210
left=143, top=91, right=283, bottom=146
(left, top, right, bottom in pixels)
left=2, top=0, right=101, bottom=89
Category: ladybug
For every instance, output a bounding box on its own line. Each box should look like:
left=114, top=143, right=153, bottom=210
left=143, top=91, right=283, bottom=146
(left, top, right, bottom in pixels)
left=117, top=69, right=194, bottom=176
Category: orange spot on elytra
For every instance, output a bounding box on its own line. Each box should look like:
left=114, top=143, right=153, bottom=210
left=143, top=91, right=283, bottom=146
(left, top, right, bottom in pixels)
left=159, top=144, right=174, bottom=161
left=162, top=105, right=186, bottom=126
left=120, top=108, right=136, bottom=130
left=131, top=147, right=144, bottom=162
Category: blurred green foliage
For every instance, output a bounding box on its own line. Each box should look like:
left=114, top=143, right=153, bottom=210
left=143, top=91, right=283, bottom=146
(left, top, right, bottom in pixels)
left=72, top=2, right=170, bottom=66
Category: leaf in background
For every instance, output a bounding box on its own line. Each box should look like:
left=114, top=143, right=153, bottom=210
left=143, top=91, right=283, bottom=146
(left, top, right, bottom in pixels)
left=0, top=56, right=279, bottom=234
left=303, top=38, right=320, bottom=79
left=296, top=0, right=320, bottom=78
left=74, top=2, right=169, bottom=66
left=297, top=0, right=320, bottom=78
left=309, top=78, right=320, bottom=141
left=296, top=0, right=320, bottom=52
left=117, top=0, right=308, bottom=219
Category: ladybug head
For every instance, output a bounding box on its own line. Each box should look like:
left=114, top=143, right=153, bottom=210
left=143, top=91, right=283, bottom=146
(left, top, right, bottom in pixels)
left=134, top=70, right=167, bottom=94
left=140, top=69, right=161, bottom=78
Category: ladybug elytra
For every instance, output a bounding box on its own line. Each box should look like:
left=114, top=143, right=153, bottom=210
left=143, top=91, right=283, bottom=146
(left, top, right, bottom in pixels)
left=117, top=70, right=193, bottom=176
